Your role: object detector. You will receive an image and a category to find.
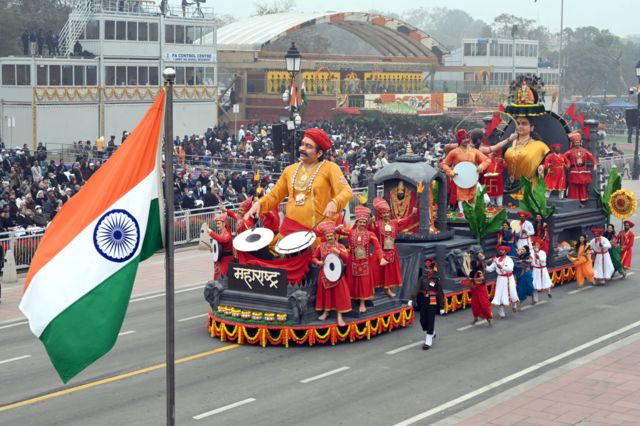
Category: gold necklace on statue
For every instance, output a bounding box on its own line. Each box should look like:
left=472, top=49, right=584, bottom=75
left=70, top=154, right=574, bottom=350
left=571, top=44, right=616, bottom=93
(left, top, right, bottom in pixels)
left=291, top=160, right=325, bottom=205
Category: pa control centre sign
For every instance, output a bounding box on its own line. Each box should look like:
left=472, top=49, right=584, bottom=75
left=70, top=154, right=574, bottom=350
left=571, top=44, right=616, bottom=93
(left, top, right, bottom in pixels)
left=164, top=53, right=216, bottom=63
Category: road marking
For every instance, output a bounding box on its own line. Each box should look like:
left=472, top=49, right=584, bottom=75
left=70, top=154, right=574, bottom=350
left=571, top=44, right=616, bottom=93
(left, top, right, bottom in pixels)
left=0, top=320, right=28, bottom=330
left=178, top=313, right=208, bottom=323
left=520, top=300, right=548, bottom=311
left=300, top=366, right=350, bottom=384
left=130, top=283, right=204, bottom=303
left=392, top=319, right=640, bottom=426
left=386, top=342, right=423, bottom=354
left=0, top=344, right=239, bottom=413
left=193, top=398, right=256, bottom=420
left=457, top=320, right=488, bottom=331
left=118, top=330, right=136, bottom=336
left=0, top=355, right=31, bottom=365
left=568, top=286, right=595, bottom=295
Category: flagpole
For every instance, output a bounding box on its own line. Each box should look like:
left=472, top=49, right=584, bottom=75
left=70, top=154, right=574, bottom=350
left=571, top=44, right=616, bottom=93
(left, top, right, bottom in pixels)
left=162, top=67, right=176, bottom=426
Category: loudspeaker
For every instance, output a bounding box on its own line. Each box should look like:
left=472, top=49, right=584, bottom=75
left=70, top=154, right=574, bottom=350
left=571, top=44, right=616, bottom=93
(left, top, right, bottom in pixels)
left=271, top=123, right=287, bottom=155
left=626, top=108, right=638, bottom=128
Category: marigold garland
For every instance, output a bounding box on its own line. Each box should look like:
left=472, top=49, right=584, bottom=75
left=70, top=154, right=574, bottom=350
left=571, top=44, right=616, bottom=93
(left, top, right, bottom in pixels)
left=610, top=189, right=637, bottom=219
left=207, top=306, right=414, bottom=347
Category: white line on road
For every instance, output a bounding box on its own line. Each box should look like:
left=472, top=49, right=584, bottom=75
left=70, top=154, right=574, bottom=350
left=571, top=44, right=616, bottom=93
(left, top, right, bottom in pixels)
left=300, top=366, right=350, bottom=384
left=130, top=283, right=204, bottom=303
left=118, top=330, right=136, bottom=336
left=520, top=300, right=548, bottom=311
left=386, top=342, right=423, bottom=355
left=392, top=319, right=640, bottom=426
left=178, top=313, right=208, bottom=323
left=0, top=320, right=28, bottom=330
left=568, top=286, right=595, bottom=295
left=457, top=320, right=488, bottom=331
left=193, top=398, right=256, bottom=420
left=0, top=355, right=31, bottom=365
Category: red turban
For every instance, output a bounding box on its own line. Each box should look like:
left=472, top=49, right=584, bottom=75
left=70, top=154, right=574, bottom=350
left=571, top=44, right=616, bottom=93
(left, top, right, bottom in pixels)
left=497, top=245, right=511, bottom=253
left=550, top=144, right=562, bottom=151
left=317, top=221, right=336, bottom=235
left=372, top=197, right=390, bottom=213
left=354, top=205, right=370, bottom=220
left=591, top=228, right=604, bottom=236
left=624, top=220, right=634, bottom=229
left=456, top=129, right=469, bottom=144
left=304, top=128, right=332, bottom=152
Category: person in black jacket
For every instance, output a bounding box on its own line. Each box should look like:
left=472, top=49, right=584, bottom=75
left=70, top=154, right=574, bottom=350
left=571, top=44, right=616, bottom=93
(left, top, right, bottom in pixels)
left=418, top=260, right=445, bottom=350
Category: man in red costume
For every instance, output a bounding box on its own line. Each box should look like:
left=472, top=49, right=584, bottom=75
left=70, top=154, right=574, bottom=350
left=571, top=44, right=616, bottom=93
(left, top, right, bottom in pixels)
left=482, top=151, right=506, bottom=207
left=543, top=144, right=569, bottom=199
left=226, top=198, right=279, bottom=235
left=618, top=220, right=635, bottom=270
left=343, top=205, right=387, bottom=313
left=564, top=132, right=596, bottom=207
left=205, top=212, right=234, bottom=280
left=244, top=127, right=352, bottom=236
left=440, top=129, right=491, bottom=212
left=369, top=197, right=417, bottom=297
left=312, top=221, right=351, bottom=326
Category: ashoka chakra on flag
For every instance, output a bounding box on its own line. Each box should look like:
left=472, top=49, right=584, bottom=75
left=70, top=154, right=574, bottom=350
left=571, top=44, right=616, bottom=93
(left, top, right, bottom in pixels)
left=93, top=209, right=140, bottom=262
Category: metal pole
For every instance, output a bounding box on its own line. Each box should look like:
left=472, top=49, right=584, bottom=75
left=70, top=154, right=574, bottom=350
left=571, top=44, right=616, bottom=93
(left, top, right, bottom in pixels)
left=512, top=32, right=516, bottom=81
left=558, top=0, right=564, bottom=112
left=634, top=88, right=640, bottom=180
left=162, top=67, right=176, bottom=426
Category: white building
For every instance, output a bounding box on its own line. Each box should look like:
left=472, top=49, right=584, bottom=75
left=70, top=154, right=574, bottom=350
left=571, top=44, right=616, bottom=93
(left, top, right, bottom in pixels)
left=0, top=0, right=218, bottom=149
left=434, top=38, right=559, bottom=103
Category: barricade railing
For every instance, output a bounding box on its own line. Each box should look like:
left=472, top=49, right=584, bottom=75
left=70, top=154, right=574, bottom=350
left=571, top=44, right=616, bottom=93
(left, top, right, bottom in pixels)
left=0, top=186, right=370, bottom=270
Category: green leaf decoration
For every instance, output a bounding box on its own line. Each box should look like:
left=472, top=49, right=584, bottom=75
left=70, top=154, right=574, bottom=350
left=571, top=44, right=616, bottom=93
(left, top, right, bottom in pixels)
left=518, top=176, right=555, bottom=219
left=594, top=165, right=621, bottom=223
left=462, top=185, right=506, bottom=245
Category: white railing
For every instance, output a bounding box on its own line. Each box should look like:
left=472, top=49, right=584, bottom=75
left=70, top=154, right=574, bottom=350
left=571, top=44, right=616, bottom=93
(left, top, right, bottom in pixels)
left=58, top=0, right=95, bottom=56
left=0, top=187, right=369, bottom=270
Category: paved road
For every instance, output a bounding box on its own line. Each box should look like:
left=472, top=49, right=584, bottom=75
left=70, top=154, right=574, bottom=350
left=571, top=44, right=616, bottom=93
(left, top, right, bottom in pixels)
left=2, top=181, right=640, bottom=425
left=1, top=263, right=639, bottom=425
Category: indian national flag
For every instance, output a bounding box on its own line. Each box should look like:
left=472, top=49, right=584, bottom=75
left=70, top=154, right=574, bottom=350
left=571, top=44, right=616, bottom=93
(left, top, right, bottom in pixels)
left=19, top=90, right=166, bottom=383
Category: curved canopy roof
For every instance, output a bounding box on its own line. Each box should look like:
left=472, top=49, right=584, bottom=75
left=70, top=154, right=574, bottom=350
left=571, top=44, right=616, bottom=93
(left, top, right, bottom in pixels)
left=373, top=160, right=441, bottom=188
left=216, top=12, right=448, bottom=58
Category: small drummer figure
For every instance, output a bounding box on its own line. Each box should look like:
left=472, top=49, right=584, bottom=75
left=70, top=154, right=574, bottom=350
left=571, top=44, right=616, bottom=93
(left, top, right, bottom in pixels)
left=312, top=221, right=351, bottom=326
left=205, top=212, right=234, bottom=281
left=418, top=260, right=445, bottom=350
left=370, top=197, right=417, bottom=297
left=341, top=206, right=387, bottom=313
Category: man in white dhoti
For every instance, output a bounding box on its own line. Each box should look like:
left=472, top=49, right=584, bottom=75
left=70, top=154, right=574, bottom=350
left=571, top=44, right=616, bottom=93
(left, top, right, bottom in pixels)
left=516, top=211, right=535, bottom=251
left=484, top=245, right=520, bottom=319
left=531, top=237, right=553, bottom=301
left=589, top=227, right=614, bottom=285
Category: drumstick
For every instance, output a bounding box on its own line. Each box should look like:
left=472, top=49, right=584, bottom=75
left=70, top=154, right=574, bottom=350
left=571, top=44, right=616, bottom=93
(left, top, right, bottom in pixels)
left=305, top=215, right=329, bottom=236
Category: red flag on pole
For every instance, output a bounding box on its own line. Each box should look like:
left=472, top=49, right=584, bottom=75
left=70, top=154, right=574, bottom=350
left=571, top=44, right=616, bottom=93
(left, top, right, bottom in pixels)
left=582, top=125, right=590, bottom=140
left=575, top=112, right=585, bottom=127
left=564, top=103, right=576, bottom=122
left=486, top=113, right=502, bottom=138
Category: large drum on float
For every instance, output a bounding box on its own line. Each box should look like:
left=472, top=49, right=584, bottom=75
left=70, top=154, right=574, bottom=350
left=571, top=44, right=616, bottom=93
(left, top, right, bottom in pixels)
left=233, top=227, right=274, bottom=254
left=322, top=253, right=344, bottom=288
left=275, top=231, right=316, bottom=256
left=452, top=161, right=479, bottom=189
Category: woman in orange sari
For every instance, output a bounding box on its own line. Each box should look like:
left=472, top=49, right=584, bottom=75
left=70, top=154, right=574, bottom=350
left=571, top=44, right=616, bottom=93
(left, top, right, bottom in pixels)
left=567, top=234, right=595, bottom=287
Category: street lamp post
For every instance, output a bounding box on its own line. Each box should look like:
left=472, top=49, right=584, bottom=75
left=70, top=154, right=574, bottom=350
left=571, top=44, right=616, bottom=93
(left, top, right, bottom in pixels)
left=284, top=42, right=302, bottom=163
left=511, top=25, right=518, bottom=81
left=633, top=60, right=640, bottom=180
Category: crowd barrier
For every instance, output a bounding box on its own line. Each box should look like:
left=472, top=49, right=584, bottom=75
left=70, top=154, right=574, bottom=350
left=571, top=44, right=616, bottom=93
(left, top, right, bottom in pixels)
left=0, top=187, right=369, bottom=270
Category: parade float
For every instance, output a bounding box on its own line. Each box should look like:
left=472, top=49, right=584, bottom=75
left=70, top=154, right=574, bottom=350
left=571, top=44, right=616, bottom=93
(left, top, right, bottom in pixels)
left=204, top=75, right=635, bottom=347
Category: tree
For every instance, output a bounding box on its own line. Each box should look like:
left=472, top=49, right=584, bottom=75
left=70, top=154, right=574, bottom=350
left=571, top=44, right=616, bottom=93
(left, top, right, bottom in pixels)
left=402, top=7, right=490, bottom=50
left=253, top=0, right=295, bottom=15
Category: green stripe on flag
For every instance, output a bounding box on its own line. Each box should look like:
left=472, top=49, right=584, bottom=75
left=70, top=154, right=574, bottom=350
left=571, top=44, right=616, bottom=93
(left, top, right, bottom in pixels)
left=40, top=200, right=163, bottom=383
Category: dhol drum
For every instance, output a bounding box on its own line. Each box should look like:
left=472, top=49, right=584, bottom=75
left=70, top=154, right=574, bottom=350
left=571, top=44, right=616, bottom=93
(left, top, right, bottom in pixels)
left=233, top=227, right=275, bottom=253
left=323, top=252, right=345, bottom=286
left=453, top=161, right=480, bottom=189
left=275, top=230, right=316, bottom=255
left=211, top=240, right=220, bottom=262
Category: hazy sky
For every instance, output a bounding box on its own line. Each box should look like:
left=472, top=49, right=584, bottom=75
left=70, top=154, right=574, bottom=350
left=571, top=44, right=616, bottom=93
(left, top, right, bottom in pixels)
left=206, top=0, right=637, bottom=38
